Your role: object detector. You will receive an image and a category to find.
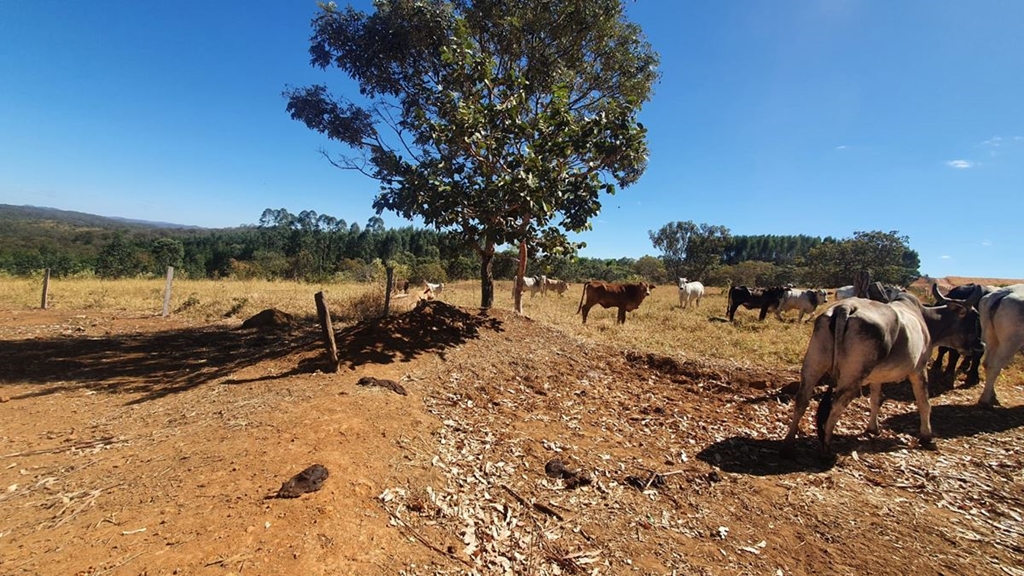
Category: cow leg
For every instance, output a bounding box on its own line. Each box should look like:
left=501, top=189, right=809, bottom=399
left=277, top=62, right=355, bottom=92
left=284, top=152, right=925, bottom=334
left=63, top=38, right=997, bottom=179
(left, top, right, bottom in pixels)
left=978, top=343, right=1013, bottom=407
left=617, top=307, right=626, bottom=324
left=908, top=370, right=934, bottom=446
left=962, top=351, right=981, bottom=388
left=819, top=383, right=859, bottom=456
left=581, top=305, right=591, bottom=325
left=866, top=382, right=883, bottom=436
left=782, top=336, right=832, bottom=457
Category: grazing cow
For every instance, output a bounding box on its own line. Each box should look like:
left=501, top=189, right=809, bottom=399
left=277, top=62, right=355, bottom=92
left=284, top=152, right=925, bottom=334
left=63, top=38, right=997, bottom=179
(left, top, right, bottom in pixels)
left=726, top=285, right=788, bottom=321
left=577, top=281, right=655, bottom=324
left=976, top=284, right=1024, bottom=407
left=782, top=287, right=980, bottom=456
left=514, top=275, right=546, bottom=298
left=775, top=288, right=829, bottom=323
left=677, top=278, right=705, bottom=309
left=543, top=277, right=570, bottom=296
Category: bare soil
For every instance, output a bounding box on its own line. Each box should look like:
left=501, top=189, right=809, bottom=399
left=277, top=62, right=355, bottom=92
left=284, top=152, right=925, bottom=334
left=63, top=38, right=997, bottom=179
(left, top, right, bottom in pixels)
left=1, top=300, right=1022, bottom=575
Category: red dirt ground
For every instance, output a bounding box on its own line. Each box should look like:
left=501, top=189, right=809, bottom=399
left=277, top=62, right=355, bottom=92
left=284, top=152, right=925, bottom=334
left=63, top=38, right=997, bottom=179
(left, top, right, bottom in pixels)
left=1, top=299, right=1022, bottom=575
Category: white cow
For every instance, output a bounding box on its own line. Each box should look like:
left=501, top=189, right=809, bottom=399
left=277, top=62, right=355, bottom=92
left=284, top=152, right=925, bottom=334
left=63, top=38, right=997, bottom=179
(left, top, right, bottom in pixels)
left=977, top=284, right=1024, bottom=407
left=775, top=288, right=828, bottom=323
left=834, top=284, right=904, bottom=302
left=677, top=278, right=705, bottom=309
left=514, top=275, right=545, bottom=298
left=423, top=281, right=444, bottom=298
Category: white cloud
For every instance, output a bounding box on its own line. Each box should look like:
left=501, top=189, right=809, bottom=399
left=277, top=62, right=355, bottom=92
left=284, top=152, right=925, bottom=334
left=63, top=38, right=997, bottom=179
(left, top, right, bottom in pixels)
left=946, top=160, right=975, bottom=169
left=940, top=255, right=952, bottom=260
left=981, top=240, right=993, bottom=247
left=835, top=145, right=848, bottom=150
left=982, top=136, right=1003, bottom=147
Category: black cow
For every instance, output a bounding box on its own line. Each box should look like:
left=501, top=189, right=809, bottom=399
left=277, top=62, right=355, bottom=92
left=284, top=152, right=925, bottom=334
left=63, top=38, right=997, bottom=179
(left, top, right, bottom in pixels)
left=931, top=283, right=993, bottom=388
left=577, top=281, right=655, bottom=324
left=727, top=285, right=789, bottom=321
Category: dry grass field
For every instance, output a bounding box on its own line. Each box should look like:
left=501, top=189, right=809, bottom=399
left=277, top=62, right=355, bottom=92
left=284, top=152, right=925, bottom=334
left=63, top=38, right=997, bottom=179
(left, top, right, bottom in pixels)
left=1, top=276, right=1022, bottom=575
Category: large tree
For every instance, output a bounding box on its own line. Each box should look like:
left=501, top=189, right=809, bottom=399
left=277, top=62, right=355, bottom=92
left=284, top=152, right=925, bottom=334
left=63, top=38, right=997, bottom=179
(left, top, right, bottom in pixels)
left=285, top=0, right=659, bottom=307
left=805, top=230, right=921, bottom=287
left=649, top=221, right=731, bottom=282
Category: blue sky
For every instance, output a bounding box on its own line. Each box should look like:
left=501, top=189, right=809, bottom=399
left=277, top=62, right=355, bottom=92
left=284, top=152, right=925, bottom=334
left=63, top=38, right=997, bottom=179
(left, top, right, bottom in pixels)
left=2, top=1, right=1021, bottom=279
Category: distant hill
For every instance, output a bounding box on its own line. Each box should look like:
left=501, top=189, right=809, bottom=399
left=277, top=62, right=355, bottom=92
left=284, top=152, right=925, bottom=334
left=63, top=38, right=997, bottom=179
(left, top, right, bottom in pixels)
left=0, top=204, right=204, bottom=230
left=913, top=276, right=1024, bottom=292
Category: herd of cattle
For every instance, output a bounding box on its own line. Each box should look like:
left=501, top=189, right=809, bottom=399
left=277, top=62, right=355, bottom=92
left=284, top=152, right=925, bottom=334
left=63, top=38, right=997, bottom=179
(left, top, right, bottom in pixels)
left=565, top=277, right=1023, bottom=456
left=423, top=273, right=1021, bottom=447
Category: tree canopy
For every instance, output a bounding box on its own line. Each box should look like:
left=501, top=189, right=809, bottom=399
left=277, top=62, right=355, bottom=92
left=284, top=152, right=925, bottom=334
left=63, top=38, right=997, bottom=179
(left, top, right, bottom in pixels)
left=285, top=0, right=659, bottom=306
left=804, top=230, right=921, bottom=287
left=649, top=221, right=731, bottom=282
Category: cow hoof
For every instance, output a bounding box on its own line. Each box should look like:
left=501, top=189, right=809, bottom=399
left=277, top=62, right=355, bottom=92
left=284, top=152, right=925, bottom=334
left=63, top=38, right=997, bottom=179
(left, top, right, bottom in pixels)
left=977, top=398, right=1000, bottom=409
left=917, top=437, right=937, bottom=451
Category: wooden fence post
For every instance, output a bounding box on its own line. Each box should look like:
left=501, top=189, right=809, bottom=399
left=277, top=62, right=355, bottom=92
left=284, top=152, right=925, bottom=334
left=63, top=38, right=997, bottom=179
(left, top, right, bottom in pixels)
left=41, top=268, right=50, bottom=309
left=162, top=266, right=174, bottom=317
left=315, top=291, right=340, bottom=372
left=384, top=265, right=394, bottom=317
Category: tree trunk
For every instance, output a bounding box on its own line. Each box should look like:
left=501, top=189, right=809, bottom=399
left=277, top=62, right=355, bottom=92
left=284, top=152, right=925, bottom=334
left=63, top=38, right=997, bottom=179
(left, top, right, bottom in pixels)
left=514, top=241, right=528, bottom=314
left=479, top=247, right=495, bottom=308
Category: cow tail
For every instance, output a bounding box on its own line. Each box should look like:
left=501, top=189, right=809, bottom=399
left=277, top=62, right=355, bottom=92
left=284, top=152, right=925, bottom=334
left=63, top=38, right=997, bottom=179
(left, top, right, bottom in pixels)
left=576, top=283, right=588, bottom=315
left=817, top=305, right=849, bottom=443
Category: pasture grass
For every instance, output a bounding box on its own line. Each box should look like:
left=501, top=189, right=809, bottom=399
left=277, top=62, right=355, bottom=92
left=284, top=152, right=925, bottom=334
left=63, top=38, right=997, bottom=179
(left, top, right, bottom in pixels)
left=2, top=277, right=1021, bottom=383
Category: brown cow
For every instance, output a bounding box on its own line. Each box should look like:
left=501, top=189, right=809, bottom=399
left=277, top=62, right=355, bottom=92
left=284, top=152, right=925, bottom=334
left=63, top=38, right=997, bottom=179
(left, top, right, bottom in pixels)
left=576, top=281, right=655, bottom=324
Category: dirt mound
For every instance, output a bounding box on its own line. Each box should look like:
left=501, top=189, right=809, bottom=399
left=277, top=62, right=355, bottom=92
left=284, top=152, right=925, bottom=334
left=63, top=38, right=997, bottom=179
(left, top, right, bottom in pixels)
left=333, top=299, right=504, bottom=368
left=0, top=305, right=1022, bottom=575
left=240, top=307, right=295, bottom=329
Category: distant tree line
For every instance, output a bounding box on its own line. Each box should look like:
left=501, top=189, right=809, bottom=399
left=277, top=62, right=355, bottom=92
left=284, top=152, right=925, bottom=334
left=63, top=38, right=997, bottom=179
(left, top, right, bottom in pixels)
left=649, top=221, right=921, bottom=288
left=0, top=207, right=922, bottom=288
left=0, top=207, right=664, bottom=285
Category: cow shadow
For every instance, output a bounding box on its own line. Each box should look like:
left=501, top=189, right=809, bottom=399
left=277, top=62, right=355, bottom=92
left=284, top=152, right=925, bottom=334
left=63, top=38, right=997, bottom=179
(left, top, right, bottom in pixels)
left=884, top=403, right=1024, bottom=439
left=696, top=433, right=910, bottom=476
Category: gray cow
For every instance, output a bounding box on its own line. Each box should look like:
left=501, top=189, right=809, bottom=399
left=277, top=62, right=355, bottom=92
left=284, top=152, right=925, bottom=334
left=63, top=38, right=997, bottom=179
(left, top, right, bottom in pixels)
left=782, top=287, right=980, bottom=456
left=977, top=284, right=1024, bottom=407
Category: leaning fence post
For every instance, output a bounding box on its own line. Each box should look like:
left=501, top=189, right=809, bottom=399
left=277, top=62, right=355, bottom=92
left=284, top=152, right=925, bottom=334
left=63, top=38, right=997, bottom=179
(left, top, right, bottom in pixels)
left=314, top=291, right=340, bottom=372
left=41, top=268, right=50, bottom=309
left=162, top=266, right=174, bottom=317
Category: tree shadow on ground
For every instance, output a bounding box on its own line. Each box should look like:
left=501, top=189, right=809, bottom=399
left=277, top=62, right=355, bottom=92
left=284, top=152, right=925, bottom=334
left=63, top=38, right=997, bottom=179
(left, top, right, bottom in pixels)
left=0, top=300, right=503, bottom=405
left=0, top=322, right=321, bottom=405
